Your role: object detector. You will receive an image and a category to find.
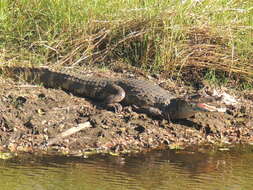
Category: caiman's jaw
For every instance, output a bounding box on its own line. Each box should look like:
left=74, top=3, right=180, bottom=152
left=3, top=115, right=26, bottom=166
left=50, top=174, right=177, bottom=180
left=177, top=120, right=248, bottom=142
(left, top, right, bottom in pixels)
left=193, top=103, right=225, bottom=112
left=164, top=99, right=223, bottom=120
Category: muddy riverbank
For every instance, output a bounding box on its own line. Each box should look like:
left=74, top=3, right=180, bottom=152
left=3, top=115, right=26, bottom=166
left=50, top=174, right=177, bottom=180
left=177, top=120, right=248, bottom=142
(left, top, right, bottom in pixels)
left=0, top=66, right=252, bottom=157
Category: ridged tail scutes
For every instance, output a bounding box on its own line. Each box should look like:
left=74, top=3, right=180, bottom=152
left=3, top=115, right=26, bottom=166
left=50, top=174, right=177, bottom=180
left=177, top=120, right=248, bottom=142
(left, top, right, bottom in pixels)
left=1, top=66, right=51, bottom=84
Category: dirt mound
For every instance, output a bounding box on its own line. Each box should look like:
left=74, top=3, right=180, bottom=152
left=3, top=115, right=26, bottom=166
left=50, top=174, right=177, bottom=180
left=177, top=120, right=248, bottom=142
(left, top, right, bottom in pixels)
left=0, top=67, right=252, bottom=156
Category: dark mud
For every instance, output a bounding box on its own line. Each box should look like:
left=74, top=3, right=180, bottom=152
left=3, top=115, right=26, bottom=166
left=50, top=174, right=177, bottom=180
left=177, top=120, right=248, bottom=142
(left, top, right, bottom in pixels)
left=0, top=66, right=252, bottom=157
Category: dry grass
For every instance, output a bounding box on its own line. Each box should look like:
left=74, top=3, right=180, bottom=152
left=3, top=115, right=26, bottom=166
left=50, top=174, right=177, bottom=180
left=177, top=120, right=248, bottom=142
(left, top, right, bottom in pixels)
left=0, top=0, right=252, bottom=87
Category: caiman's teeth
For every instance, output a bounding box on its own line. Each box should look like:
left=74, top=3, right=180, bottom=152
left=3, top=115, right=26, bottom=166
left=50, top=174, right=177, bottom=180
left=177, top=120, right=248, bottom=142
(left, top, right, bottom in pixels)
left=197, top=103, right=226, bottom=112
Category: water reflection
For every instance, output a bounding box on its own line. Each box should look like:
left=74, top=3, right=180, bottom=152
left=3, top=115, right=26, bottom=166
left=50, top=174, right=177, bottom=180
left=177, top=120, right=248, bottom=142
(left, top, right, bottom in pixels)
left=0, top=146, right=253, bottom=190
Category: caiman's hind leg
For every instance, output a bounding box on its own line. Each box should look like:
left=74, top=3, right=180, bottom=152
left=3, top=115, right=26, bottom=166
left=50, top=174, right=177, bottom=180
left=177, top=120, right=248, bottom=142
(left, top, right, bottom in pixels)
left=101, top=83, right=126, bottom=112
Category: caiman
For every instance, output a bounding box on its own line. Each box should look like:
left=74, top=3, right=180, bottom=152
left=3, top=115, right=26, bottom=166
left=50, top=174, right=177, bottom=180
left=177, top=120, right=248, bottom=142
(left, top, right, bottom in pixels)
left=1, top=66, right=215, bottom=120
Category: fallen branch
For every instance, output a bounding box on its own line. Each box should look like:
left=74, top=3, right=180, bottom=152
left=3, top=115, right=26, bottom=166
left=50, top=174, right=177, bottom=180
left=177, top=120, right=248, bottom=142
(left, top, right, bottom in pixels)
left=47, top=122, right=92, bottom=146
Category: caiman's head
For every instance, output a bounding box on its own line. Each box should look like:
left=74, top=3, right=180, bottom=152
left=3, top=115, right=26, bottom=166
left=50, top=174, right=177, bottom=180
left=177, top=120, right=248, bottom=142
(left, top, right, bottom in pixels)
left=164, top=98, right=218, bottom=120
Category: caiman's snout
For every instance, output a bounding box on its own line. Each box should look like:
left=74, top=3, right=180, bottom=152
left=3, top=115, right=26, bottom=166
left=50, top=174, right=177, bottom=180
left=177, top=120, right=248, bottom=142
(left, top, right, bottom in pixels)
left=164, top=99, right=221, bottom=120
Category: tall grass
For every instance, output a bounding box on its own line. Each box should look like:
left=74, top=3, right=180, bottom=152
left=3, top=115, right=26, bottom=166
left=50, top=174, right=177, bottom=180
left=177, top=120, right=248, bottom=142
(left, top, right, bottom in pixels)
left=0, top=0, right=252, bottom=84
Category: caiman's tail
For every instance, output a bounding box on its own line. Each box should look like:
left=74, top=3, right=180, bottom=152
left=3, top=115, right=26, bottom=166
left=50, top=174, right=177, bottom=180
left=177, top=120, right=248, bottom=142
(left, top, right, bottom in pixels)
left=0, top=66, right=125, bottom=103
left=1, top=66, right=46, bottom=82
left=1, top=66, right=55, bottom=85
left=0, top=66, right=73, bottom=89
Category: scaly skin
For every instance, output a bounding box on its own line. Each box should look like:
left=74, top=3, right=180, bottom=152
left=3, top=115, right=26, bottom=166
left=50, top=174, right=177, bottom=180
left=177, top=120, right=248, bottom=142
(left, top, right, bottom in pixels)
left=1, top=66, right=211, bottom=120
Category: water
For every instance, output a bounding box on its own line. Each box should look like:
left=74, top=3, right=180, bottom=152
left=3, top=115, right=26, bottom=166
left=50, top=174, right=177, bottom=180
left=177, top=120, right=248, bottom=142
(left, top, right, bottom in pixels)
left=1, top=147, right=253, bottom=190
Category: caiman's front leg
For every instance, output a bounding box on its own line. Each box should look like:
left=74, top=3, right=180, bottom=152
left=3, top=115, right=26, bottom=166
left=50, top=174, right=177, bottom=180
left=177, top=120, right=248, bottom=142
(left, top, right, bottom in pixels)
left=132, top=106, right=163, bottom=119
left=102, top=83, right=126, bottom=112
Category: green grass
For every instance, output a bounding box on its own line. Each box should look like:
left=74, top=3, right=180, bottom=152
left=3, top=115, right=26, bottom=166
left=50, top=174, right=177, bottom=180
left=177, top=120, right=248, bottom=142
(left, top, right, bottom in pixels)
left=0, top=0, right=252, bottom=86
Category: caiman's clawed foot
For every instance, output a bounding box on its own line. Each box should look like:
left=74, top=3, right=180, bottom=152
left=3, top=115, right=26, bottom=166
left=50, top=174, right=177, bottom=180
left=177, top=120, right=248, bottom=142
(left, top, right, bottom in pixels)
left=107, top=103, right=123, bottom=113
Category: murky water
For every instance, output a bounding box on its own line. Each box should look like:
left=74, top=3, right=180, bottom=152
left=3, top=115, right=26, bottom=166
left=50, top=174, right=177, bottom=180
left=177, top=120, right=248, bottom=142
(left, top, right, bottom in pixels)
left=1, top=146, right=253, bottom=190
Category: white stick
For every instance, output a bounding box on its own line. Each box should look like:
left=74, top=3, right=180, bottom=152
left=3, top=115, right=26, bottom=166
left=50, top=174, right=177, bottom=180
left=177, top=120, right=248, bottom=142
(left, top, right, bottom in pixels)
left=47, top=122, right=92, bottom=146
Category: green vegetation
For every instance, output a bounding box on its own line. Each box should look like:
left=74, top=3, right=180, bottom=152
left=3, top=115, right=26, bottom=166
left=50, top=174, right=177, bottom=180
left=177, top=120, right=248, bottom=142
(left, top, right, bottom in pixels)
left=0, top=0, right=252, bottom=86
